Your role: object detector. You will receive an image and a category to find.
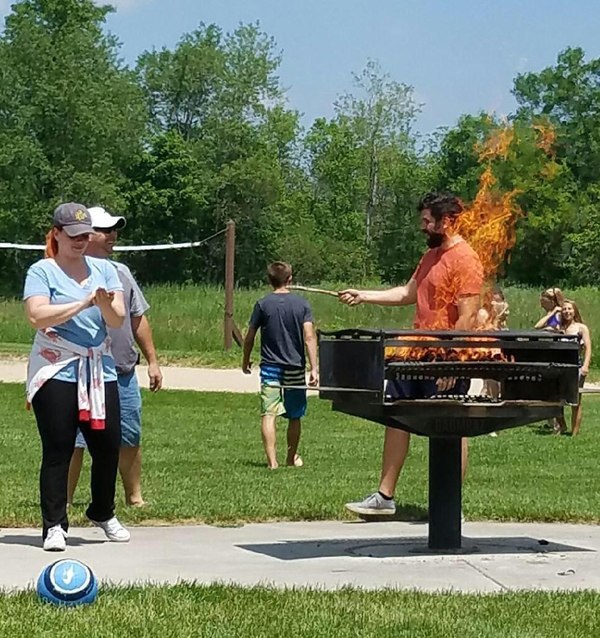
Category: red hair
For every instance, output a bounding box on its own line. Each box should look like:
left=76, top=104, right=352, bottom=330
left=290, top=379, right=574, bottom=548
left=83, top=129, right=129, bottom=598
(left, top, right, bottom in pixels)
left=44, top=229, right=58, bottom=258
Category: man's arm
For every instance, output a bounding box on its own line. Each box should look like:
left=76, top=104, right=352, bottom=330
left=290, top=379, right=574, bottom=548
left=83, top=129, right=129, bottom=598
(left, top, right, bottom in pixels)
left=242, top=326, right=257, bottom=374
left=303, top=321, right=318, bottom=386
left=435, top=294, right=481, bottom=392
left=131, top=314, right=163, bottom=392
left=339, top=279, right=417, bottom=307
left=454, top=295, right=481, bottom=330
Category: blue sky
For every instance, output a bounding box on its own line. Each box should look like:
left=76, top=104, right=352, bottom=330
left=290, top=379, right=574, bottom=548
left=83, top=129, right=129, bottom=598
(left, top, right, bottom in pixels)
left=3, top=0, right=600, bottom=134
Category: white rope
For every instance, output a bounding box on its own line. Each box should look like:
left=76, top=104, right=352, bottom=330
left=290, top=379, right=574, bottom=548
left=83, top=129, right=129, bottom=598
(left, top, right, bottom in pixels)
left=0, top=228, right=227, bottom=252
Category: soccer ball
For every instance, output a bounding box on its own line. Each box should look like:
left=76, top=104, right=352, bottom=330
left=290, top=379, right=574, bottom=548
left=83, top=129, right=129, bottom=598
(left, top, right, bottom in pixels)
left=36, top=559, right=98, bottom=606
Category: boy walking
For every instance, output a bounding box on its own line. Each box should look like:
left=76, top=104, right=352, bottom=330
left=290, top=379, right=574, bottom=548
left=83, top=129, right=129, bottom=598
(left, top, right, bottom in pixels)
left=242, top=262, right=318, bottom=469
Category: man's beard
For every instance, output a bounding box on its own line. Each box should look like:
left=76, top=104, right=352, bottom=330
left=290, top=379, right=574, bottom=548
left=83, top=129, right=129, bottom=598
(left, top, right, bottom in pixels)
left=425, top=232, right=444, bottom=248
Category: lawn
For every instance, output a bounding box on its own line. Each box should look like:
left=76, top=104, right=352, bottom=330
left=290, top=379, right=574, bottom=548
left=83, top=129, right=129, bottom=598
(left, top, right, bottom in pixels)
left=1, top=383, right=599, bottom=528
left=2, top=284, right=600, bottom=369
left=1, top=585, right=600, bottom=637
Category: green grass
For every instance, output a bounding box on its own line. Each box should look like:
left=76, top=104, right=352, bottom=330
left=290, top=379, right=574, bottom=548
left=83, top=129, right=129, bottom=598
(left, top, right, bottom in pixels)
left=1, top=383, right=600, bottom=527
left=3, top=283, right=600, bottom=368
left=1, top=585, right=600, bottom=637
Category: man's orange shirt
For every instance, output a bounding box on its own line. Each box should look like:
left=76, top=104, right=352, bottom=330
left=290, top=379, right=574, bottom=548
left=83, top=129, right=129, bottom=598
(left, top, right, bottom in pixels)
left=412, top=239, right=483, bottom=330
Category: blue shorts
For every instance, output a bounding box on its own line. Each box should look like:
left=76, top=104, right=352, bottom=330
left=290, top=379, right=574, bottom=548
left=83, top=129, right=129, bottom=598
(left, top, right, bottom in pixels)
left=386, top=378, right=471, bottom=400
left=260, top=364, right=307, bottom=419
left=75, top=370, right=142, bottom=448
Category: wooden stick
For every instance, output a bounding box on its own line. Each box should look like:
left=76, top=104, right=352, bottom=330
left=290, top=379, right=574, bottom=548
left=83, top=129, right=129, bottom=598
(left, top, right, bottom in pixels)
left=289, top=285, right=339, bottom=297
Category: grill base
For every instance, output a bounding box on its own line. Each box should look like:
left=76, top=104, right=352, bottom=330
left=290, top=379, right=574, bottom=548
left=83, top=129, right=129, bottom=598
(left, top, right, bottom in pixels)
left=319, top=329, right=581, bottom=552
left=429, top=438, right=462, bottom=550
left=332, top=401, right=563, bottom=437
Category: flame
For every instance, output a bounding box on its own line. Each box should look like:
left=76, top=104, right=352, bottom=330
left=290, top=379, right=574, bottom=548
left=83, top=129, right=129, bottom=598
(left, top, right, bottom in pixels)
left=454, top=167, right=522, bottom=285
left=533, top=122, right=556, bottom=157
left=385, top=335, right=507, bottom=362
left=475, top=125, right=514, bottom=161
left=386, top=124, right=540, bottom=362
left=385, top=122, right=557, bottom=363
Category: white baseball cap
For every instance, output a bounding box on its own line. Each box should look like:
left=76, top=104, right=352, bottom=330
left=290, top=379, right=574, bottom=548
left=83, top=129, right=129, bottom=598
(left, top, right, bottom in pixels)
left=88, top=206, right=126, bottom=230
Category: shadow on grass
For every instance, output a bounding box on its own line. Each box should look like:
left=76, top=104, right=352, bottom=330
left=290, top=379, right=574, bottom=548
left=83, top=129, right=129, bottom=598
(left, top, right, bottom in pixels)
left=532, top=426, right=574, bottom=437
left=238, top=535, right=593, bottom=559
left=0, top=533, right=105, bottom=549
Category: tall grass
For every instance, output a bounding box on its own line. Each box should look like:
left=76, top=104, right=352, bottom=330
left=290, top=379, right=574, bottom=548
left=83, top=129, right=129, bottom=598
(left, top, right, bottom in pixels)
left=3, top=284, right=599, bottom=367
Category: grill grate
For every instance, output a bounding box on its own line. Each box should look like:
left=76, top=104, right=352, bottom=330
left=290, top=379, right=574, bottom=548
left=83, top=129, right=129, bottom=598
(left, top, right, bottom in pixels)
left=386, top=361, right=571, bottom=378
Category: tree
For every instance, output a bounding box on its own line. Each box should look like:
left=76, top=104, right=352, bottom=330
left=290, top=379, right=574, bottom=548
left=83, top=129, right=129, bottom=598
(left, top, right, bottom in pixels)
left=304, top=61, right=423, bottom=281
left=134, top=22, right=303, bottom=284
left=513, top=47, right=600, bottom=187
left=0, top=0, right=147, bottom=291
left=334, top=60, right=420, bottom=272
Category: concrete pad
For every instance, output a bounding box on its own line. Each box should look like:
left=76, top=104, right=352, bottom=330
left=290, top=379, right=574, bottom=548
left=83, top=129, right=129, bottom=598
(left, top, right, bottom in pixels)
left=1, top=520, right=599, bottom=593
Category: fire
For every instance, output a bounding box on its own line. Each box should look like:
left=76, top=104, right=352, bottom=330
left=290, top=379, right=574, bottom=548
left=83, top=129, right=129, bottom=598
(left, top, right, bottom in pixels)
left=385, top=336, right=506, bottom=362
left=454, top=166, right=522, bottom=285
left=385, top=123, right=549, bottom=362
left=533, top=122, right=556, bottom=157
left=475, top=125, right=514, bottom=161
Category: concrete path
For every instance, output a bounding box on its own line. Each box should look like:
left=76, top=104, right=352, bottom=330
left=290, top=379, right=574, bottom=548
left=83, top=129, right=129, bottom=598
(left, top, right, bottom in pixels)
left=1, top=360, right=598, bottom=395
left=0, top=360, right=261, bottom=393
left=2, top=520, right=600, bottom=593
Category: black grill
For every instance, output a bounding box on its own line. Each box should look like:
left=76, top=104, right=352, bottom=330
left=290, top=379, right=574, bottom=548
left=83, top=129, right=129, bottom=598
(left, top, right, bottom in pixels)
left=319, top=328, right=581, bottom=423
left=318, top=328, right=581, bottom=551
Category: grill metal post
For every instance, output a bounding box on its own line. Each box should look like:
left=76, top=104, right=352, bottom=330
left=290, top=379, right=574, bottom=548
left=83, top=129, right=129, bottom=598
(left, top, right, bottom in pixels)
left=428, top=437, right=462, bottom=550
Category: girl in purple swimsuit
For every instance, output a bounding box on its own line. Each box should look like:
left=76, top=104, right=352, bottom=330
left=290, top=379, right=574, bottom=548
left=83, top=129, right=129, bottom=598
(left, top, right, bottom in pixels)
left=535, top=287, right=564, bottom=331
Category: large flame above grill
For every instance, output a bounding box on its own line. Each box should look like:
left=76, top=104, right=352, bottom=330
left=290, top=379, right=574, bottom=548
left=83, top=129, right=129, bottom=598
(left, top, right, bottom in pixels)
left=386, top=121, right=556, bottom=361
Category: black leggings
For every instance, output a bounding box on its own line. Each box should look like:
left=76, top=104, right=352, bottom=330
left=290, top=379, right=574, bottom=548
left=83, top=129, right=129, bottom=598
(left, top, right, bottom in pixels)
left=32, top=379, right=121, bottom=537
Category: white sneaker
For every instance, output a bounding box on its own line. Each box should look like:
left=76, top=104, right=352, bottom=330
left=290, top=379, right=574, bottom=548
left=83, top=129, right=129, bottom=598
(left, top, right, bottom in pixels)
left=43, top=525, right=67, bottom=551
left=345, top=492, right=396, bottom=516
left=89, top=516, right=130, bottom=542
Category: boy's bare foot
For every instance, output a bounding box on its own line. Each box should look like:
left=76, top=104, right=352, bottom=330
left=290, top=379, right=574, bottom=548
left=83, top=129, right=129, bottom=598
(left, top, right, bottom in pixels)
left=127, top=499, right=146, bottom=507
left=287, top=454, right=303, bottom=467
left=268, top=463, right=279, bottom=470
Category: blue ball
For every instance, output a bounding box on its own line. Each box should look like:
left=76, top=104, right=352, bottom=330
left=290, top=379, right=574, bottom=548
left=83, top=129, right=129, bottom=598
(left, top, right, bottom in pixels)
left=36, top=559, right=98, bottom=607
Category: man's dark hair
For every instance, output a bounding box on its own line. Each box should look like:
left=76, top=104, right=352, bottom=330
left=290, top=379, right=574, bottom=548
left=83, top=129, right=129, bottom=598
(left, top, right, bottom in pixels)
left=417, top=192, right=464, bottom=222
left=267, top=261, right=292, bottom=287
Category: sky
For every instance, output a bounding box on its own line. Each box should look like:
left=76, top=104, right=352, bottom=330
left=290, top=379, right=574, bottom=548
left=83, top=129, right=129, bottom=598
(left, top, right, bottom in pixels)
left=2, top=0, right=600, bottom=134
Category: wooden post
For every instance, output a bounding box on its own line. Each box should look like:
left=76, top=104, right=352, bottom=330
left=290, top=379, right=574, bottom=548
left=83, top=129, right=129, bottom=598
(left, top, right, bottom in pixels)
left=224, top=220, right=235, bottom=350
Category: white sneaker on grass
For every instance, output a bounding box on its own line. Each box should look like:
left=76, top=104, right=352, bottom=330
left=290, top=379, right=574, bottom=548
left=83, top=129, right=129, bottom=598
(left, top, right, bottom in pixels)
left=345, top=492, right=396, bottom=516
left=43, top=525, right=67, bottom=552
left=89, top=516, right=130, bottom=542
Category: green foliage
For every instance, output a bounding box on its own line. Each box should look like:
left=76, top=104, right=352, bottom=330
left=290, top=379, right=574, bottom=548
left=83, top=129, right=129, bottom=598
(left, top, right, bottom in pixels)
left=1, top=3, right=600, bottom=289
left=0, top=0, right=147, bottom=291
left=2, top=585, right=600, bottom=638
left=3, top=383, right=600, bottom=529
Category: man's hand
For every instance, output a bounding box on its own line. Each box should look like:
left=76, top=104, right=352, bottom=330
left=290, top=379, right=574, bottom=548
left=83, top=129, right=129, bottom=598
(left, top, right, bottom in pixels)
left=308, top=369, right=319, bottom=387
left=436, top=377, right=457, bottom=393
left=338, top=289, right=364, bottom=306
left=242, top=361, right=252, bottom=375
left=581, top=366, right=589, bottom=377
left=147, top=362, right=163, bottom=392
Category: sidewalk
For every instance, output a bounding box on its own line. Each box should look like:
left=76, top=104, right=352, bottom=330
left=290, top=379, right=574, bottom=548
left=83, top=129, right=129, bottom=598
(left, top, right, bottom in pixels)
left=1, top=360, right=598, bottom=394
left=0, top=361, right=261, bottom=393
left=1, top=520, right=599, bottom=593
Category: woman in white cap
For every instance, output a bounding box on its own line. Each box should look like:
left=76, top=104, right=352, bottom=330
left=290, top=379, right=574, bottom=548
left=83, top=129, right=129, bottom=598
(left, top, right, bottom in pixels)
left=23, top=203, right=130, bottom=551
